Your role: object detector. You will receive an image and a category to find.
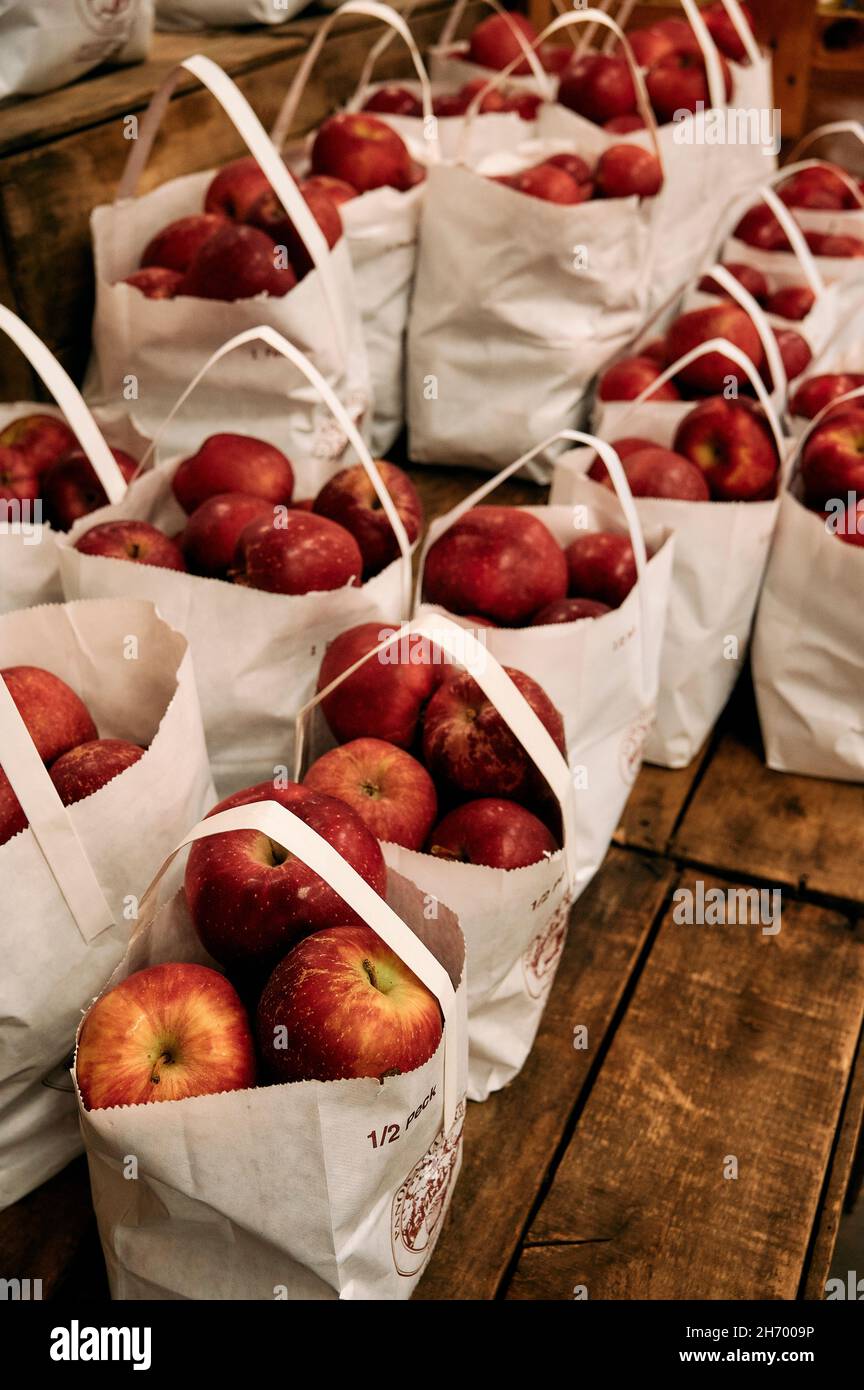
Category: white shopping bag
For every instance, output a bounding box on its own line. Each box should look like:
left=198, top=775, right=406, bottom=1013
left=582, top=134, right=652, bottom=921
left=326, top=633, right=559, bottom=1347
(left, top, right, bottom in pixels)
left=0, top=307, right=145, bottom=617
left=85, top=54, right=371, bottom=463
left=782, top=123, right=864, bottom=243
left=753, top=383, right=864, bottom=781
left=0, top=0, right=152, bottom=99
left=76, top=800, right=467, bottom=1300
left=786, top=288, right=864, bottom=439
left=270, top=1, right=439, bottom=457
left=156, top=0, right=305, bottom=28
left=0, top=598, right=213, bottom=1208
left=559, top=331, right=790, bottom=767
left=296, top=613, right=584, bottom=1101
left=408, top=9, right=661, bottom=477
left=60, top=328, right=414, bottom=796
left=414, top=435, right=673, bottom=910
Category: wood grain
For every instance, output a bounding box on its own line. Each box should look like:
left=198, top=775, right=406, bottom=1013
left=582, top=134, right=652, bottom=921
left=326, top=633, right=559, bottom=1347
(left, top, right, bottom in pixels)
left=416, top=848, right=677, bottom=1299
left=507, top=880, right=864, bottom=1300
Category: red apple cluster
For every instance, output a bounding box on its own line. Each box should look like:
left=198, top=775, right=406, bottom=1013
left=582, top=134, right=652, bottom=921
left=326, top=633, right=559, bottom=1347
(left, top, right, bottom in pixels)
left=797, top=402, right=864, bottom=548
left=777, top=163, right=861, bottom=212
left=364, top=79, right=541, bottom=122
left=734, top=202, right=864, bottom=260
left=491, top=144, right=662, bottom=204
left=74, top=433, right=423, bottom=591
left=0, top=665, right=144, bottom=846
left=308, top=619, right=565, bottom=871
left=462, top=12, right=569, bottom=77
left=0, top=412, right=138, bottom=531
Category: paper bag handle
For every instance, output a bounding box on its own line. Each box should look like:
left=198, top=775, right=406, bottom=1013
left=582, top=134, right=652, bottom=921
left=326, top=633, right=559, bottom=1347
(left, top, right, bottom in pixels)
left=135, top=800, right=461, bottom=1127
left=138, top=324, right=413, bottom=617
left=788, top=121, right=864, bottom=170
left=413, top=430, right=652, bottom=704
left=0, top=681, right=114, bottom=942
left=116, top=54, right=349, bottom=365
left=295, top=612, right=579, bottom=894
left=704, top=262, right=787, bottom=406
left=271, top=2, right=437, bottom=158
left=678, top=0, right=728, bottom=112
left=0, top=306, right=129, bottom=505
left=436, top=0, right=554, bottom=89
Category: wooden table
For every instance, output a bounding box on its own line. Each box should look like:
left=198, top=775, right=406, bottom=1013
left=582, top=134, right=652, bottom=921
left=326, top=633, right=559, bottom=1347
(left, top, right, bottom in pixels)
left=3, top=463, right=863, bottom=1302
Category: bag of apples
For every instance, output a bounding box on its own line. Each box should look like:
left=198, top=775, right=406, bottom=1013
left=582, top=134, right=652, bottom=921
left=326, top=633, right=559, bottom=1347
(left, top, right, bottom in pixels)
left=784, top=289, right=864, bottom=443
left=74, top=799, right=467, bottom=1299
left=295, top=613, right=583, bottom=1101
left=269, top=1, right=437, bottom=457
left=0, top=0, right=152, bottom=100
left=556, top=323, right=789, bottom=769
left=781, top=124, right=864, bottom=244
left=536, top=1, right=774, bottom=309
left=427, top=0, right=564, bottom=97
left=0, top=306, right=147, bottom=616
left=753, top=384, right=864, bottom=780
left=85, top=53, right=371, bottom=460
left=0, top=597, right=213, bottom=1208
left=59, top=327, right=418, bottom=795
left=412, top=440, right=673, bottom=900
left=407, top=17, right=663, bottom=476
left=727, top=160, right=864, bottom=289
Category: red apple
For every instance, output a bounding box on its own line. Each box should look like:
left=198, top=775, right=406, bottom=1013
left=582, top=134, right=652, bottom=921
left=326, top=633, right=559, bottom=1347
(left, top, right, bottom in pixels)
left=427, top=796, right=558, bottom=869
left=672, top=396, right=779, bottom=501
left=172, top=434, right=294, bottom=514
left=49, top=738, right=145, bottom=805
left=0, top=770, right=27, bottom=846
left=532, top=597, right=611, bottom=623
left=423, top=506, right=568, bottom=625
left=566, top=532, right=638, bottom=608
left=141, top=213, right=229, bottom=274
left=246, top=180, right=342, bottom=280
left=256, top=923, right=443, bottom=1083
left=789, top=373, right=864, bottom=420
left=179, top=224, right=296, bottom=301
left=822, top=497, right=864, bottom=547
left=0, top=445, right=38, bottom=504
left=598, top=355, right=679, bottom=402
left=666, top=303, right=764, bottom=392
left=231, top=511, right=361, bottom=595
left=596, top=144, right=663, bottom=199
left=558, top=53, right=637, bottom=125
left=800, top=408, right=864, bottom=510
left=642, top=337, right=668, bottom=364
left=122, top=267, right=184, bottom=300
left=703, top=0, right=755, bottom=62
left=588, top=436, right=657, bottom=482
left=303, top=737, right=437, bottom=851
left=185, top=779, right=387, bottom=966
left=507, top=91, right=543, bottom=120
left=2, top=665, right=97, bottom=765
left=539, top=43, right=570, bottom=76
left=467, top=11, right=538, bottom=74
left=778, top=164, right=853, bottom=212
left=769, top=327, right=811, bottom=382
left=648, top=16, right=703, bottom=56
left=0, top=414, right=77, bottom=474
left=646, top=49, right=732, bottom=124
left=421, top=666, right=566, bottom=801
left=611, top=446, right=711, bottom=500
left=204, top=156, right=274, bottom=222
left=698, top=262, right=769, bottom=304
left=432, top=91, right=470, bottom=118
left=363, top=85, right=422, bottom=116
left=317, top=621, right=440, bottom=748
left=289, top=497, right=315, bottom=511
left=310, top=113, right=412, bottom=194
left=733, top=204, right=790, bottom=251
left=42, top=448, right=138, bottom=531
left=806, top=231, right=864, bottom=259
left=764, top=285, right=816, bottom=321
left=75, top=520, right=186, bottom=571
left=626, top=26, right=679, bottom=67
left=313, top=460, right=423, bottom=579
left=76, top=963, right=256, bottom=1109
left=507, top=161, right=591, bottom=205
left=181, top=492, right=276, bottom=578
left=460, top=77, right=509, bottom=114
left=302, top=174, right=358, bottom=207
left=545, top=152, right=594, bottom=187
left=603, top=114, right=646, bottom=134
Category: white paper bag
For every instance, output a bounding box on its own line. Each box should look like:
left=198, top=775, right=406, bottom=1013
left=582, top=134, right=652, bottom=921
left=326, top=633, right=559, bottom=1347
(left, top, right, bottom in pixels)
left=76, top=800, right=467, bottom=1300
left=408, top=14, right=661, bottom=477
left=156, top=0, right=305, bottom=28
left=0, top=0, right=152, bottom=99
left=60, top=328, right=414, bottom=796
left=85, top=53, right=371, bottom=464
left=0, top=598, right=214, bottom=1208
left=561, top=330, right=789, bottom=767
left=782, top=124, right=864, bottom=242
left=270, top=2, right=438, bottom=457
left=0, top=307, right=146, bottom=617
left=785, top=288, right=864, bottom=440
left=753, top=383, right=864, bottom=781
left=296, top=613, right=584, bottom=1102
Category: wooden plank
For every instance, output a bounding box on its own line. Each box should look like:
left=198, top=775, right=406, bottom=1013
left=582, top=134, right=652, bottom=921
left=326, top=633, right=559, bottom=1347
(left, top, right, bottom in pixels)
left=416, top=848, right=677, bottom=1299
left=802, top=1008, right=864, bottom=1301
left=507, top=880, right=864, bottom=1300
left=0, top=1156, right=95, bottom=1300
left=407, top=462, right=548, bottom=519
left=614, top=752, right=708, bottom=856
left=0, top=4, right=469, bottom=389
left=672, top=711, right=864, bottom=907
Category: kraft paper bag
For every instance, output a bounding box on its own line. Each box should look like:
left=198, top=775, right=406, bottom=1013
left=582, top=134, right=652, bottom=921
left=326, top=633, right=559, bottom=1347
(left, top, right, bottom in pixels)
left=0, top=598, right=214, bottom=1208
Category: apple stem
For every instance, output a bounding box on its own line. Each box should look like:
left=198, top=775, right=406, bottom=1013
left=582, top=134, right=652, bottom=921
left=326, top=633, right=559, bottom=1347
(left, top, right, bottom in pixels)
left=362, top=958, right=378, bottom=991
left=150, top=1051, right=172, bottom=1085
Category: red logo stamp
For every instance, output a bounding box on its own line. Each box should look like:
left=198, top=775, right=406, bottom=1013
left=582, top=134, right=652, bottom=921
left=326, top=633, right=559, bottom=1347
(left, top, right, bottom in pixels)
left=619, top=706, right=654, bottom=786
left=523, top=897, right=570, bottom=999
left=391, top=1100, right=465, bottom=1277
left=76, top=0, right=135, bottom=33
